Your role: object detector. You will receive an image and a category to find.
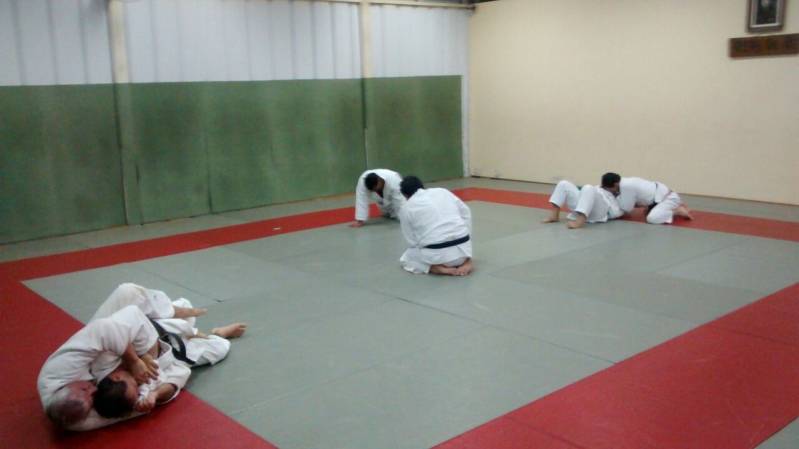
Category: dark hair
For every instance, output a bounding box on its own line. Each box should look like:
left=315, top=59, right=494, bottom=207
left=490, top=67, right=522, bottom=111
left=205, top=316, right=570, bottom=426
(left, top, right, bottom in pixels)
left=601, top=172, right=621, bottom=188
left=400, top=176, right=424, bottom=198
left=364, top=173, right=380, bottom=191
left=93, top=377, right=134, bottom=418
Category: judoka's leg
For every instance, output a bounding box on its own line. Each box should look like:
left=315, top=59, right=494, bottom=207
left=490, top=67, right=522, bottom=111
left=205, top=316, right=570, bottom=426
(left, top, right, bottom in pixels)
left=91, top=284, right=205, bottom=322
left=400, top=248, right=431, bottom=274
left=568, top=185, right=598, bottom=229
left=647, top=192, right=691, bottom=224
left=544, top=180, right=580, bottom=223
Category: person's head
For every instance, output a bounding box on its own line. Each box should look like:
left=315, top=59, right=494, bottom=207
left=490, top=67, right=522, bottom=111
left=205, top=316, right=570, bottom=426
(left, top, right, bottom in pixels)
left=601, top=172, right=621, bottom=195
left=400, top=176, right=424, bottom=199
left=45, top=381, right=97, bottom=427
left=364, top=173, right=384, bottom=193
left=93, top=369, right=138, bottom=419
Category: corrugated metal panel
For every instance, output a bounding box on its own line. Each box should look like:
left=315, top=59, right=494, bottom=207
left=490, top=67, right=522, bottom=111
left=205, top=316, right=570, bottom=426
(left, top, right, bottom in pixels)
left=0, top=0, right=112, bottom=87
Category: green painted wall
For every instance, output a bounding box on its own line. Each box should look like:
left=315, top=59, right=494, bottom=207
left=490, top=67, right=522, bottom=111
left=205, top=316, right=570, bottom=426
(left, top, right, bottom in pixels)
left=365, top=76, right=463, bottom=181
left=205, top=79, right=365, bottom=212
left=0, top=76, right=462, bottom=243
left=0, top=85, right=126, bottom=243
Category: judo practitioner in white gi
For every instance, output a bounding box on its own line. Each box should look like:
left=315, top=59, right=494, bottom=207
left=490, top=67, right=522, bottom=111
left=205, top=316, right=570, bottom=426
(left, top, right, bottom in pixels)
left=350, top=169, right=406, bottom=227
left=38, top=283, right=246, bottom=430
left=398, top=176, right=474, bottom=276
left=37, top=305, right=159, bottom=429
left=543, top=180, right=624, bottom=229
left=600, top=172, right=693, bottom=224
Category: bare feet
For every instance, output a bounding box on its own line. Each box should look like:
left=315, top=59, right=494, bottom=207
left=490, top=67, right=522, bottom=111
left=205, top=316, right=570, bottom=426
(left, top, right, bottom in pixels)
left=211, top=323, right=247, bottom=339
left=674, top=205, right=694, bottom=220
left=542, top=207, right=561, bottom=223
left=454, top=259, right=474, bottom=276
left=430, top=265, right=460, bottom=276
left=567, top=214, right=586, bottom=229
left=430, top=260, right=473, bottom=276
left=173, top=307, right=207, bottom=319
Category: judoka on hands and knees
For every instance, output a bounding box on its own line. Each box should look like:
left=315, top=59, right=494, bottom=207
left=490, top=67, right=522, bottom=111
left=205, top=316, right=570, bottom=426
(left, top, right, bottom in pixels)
left=600, top=172, right=693, bottom=224
left=350, top=169, right=406, bottom=228
left=398, top=176, right=474, bottom=276
left=543, top=179, right=624, bottom=229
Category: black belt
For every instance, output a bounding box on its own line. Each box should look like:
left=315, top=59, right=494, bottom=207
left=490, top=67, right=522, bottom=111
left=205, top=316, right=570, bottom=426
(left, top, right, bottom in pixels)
left=425, top=235, right=470, bottom=250
left=149, top=318, right=196, bottom=366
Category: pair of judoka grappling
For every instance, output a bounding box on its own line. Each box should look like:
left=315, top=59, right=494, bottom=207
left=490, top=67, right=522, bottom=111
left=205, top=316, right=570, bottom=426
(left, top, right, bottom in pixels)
left=38, top=283, right=246, bottom=431
left=351, top=170, right=692, bottom=273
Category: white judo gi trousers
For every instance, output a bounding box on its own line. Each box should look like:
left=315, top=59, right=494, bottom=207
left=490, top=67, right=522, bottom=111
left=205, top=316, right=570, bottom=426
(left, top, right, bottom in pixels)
left=549, top=180, right=619, bottom=223
left=646, top=183, right=682, bottom=225
left=94, top=283, right=230, bottom=369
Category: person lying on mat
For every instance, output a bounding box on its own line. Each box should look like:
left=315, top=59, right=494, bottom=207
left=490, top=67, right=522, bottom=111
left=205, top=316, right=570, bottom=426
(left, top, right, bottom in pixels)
left=350, top=168, right=406, bottom=228
left=38, top=283, right=246, bottom=431
left=600, top=172, right=693, bottom=224
left=542, top=179, right=624, bottom=229
left=398, top=176, right=474, bottom=276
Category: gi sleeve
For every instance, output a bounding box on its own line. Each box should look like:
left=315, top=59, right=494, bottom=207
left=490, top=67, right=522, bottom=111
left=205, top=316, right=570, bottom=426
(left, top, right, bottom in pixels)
left=399, top=207, right=420, bottom=248
left=354, top=173, right=371, bottom=222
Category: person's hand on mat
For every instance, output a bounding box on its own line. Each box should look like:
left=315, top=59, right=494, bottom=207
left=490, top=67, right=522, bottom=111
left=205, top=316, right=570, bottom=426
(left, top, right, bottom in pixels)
left=349, top=220, right=365, bottom=228
left=130, top=354, right=159, bottom=384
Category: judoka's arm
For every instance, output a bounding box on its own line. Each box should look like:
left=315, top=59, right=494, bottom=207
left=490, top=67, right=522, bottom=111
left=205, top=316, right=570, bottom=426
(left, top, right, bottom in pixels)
left=617, top=189, right=636, bottom=214
left=354, top=176, right=371, bottom=223
left=606, top=195, right=624, bottom=220
left=122, top=344, right=159, bottom=384
left=399, top=209, right=421, bottom=247
left=38, top=306, right=158, bottom=404
left=135, top=383, right=178, bottom=413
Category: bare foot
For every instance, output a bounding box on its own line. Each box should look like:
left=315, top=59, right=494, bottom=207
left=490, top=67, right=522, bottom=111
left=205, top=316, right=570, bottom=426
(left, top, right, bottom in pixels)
left=429, top=265, right=460, bottom=276
left=542, top=208, right=560, bottom=224
left=675, top=205, right=694, bottom=220
left=454, top=259, right=474, bottom=276
left=567, top=214, right=586, bottom=229
left=211, top=323, right=247, bottom=339
left=173, top=307, right=207, bottom=319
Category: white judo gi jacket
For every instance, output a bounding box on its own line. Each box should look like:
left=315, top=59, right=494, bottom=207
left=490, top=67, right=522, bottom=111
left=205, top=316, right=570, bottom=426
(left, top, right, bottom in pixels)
left=399, top=188, right=472, bottom=274
left=618, top=177, right=683, bottom=224
left=37, top=306, right=157, bottom=410
left=354, top=169, right=406, bottom=222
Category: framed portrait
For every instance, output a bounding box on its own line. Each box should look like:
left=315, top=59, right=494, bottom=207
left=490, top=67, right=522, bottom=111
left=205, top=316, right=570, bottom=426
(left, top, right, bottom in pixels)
left=748, top=0, right=786, bottom=32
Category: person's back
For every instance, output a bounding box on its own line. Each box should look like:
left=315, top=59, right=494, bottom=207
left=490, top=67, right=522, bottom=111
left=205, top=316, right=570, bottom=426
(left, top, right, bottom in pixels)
left=402, top=188, right=469, bottom=246
left=398, top=176, right=473, bottom=276
left=619, top=177, right=657, bottom=209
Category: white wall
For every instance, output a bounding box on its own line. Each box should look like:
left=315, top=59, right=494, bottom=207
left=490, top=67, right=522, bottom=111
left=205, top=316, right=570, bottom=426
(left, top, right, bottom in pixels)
left=469, top=0, right=799, bottom=205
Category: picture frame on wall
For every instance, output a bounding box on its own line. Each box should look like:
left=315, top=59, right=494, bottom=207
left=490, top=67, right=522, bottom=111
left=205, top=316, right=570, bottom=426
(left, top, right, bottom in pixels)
left=748, top=0, right=786, bottom=32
